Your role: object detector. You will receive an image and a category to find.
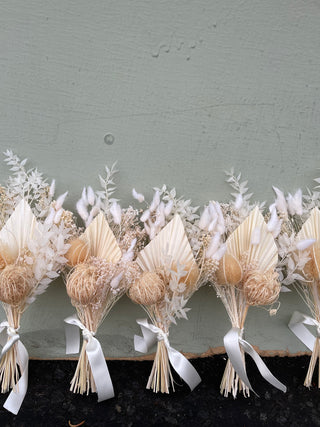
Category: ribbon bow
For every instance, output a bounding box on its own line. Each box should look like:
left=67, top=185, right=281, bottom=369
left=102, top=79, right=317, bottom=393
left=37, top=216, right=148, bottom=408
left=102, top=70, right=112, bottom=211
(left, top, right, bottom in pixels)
left=134, top=318, right=201, bottom=391
left=0, top=321, right=29, bottom=415
left=64, top=314, right=114, bottom=402
left=224, top=327, right=286, bottom=395
left=288, top=311, right=320, bottom=351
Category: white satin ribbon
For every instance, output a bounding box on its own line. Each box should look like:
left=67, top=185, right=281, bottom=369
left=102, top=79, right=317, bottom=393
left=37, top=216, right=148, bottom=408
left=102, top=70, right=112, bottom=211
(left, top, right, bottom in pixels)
left=0, top=321, right=29, bottom=415
left=224, top=327, right=286, bottom=395
left=64, top=314, right=114, bottom=402
left=134, top=318, right=201, bottom=391
left=288, top=311, right=320, bottom=351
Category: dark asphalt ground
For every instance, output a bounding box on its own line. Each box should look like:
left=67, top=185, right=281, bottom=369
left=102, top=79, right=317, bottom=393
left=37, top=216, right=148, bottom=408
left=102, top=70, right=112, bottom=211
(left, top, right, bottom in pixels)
left=0, top=355, right=318, bottom=426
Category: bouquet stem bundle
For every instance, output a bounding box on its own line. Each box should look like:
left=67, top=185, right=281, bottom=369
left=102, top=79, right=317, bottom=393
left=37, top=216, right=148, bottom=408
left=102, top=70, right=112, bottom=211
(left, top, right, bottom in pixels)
left=143, top=304, right=173, bottom=393
left=69, top=305, right=96, bottom=395
left=217, top=286, right=250, bottom=397
left=0, top=305, right=22, bottom=393
left=147, top=332, right=172, bottom=393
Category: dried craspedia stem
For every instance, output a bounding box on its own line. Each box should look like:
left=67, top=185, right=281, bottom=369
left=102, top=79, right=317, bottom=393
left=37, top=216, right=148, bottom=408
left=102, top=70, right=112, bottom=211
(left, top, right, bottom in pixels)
left=304, top=247, right=320, bottom=281
left=243, top=269, right=280, bottom=306
left=65, top=238, right=89, bottom=267
left=0, top=264, right=34, bottom=305
left=66, top=263, right=99, bottom=306
left=215, top=253, right=243, bottom=286
left=129, top=271, right=165, bottom=306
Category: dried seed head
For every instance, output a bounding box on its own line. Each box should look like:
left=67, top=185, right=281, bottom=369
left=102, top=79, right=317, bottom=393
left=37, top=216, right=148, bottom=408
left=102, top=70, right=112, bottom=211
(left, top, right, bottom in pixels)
left=129, top=271, right=165, bottom=306
left=0, top=264, right=34, bottom=305
left=304, top=247, right=320, bottom=281
left=243, top=269, right=280, bottom=306
left=66, top=263, right=99, bottom=305
left=65, top=239, right=89, bottom=267
left=0, top=250, right=13, bottom=270
left=215, top=253, right=242, bottom=286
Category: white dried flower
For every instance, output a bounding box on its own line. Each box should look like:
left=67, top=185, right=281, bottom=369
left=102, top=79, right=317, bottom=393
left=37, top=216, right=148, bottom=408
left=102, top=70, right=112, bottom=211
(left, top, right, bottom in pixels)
left=296, top=238, right=316, bottom=251
left=87, top=186, right=95, bottom=206
left=273, top=186, right=288, bottom=218
left=132, top=188, right=145, bottom=203
left=150, top=190, right=160, bottom=212
left=141, top=209, right=150, bottom=222
left=234, top=193, right=243, bottom=210
left=110, top=202, right=122, bottom=225
left=55, top=191, right=68, bottom=210
left=287, top=189, right=303, bottom=216
left=76, top=199, right=89, bottom=222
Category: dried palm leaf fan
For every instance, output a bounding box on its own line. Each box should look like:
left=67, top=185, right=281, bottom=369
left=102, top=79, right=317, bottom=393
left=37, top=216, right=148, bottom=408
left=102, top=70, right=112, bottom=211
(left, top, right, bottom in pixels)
left=65, top=212, right=123, bottom=397
left=129, top=214, right=201, bottom=393
left=216, top=207, right=281, bottom=397
left=295, top=207, right=320, bottom=387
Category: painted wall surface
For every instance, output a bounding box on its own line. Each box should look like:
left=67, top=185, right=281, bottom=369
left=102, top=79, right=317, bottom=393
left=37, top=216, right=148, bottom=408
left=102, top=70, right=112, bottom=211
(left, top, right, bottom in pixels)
left=0, top=1, right=319, bottom=358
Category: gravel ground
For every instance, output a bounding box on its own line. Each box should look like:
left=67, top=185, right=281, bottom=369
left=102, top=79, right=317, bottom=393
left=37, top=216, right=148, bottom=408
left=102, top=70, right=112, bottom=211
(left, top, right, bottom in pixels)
left=0, top=355, right=318, bottom=426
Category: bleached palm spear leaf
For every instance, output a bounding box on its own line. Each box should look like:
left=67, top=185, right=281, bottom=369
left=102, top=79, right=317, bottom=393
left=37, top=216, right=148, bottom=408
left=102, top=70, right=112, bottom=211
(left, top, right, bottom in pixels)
left=297, top=207, right=320, bottom=245
left=227, top=206, right=278, bottom=271
left=0, top=199, right=37, bottom=260
left=80, top=212, right=121, bottom=262
left=136, top=214, right=199, bottom=278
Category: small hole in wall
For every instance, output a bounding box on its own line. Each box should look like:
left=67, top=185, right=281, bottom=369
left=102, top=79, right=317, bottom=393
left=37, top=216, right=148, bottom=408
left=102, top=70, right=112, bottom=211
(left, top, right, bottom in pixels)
left=104, top=134, right=115, bottom=145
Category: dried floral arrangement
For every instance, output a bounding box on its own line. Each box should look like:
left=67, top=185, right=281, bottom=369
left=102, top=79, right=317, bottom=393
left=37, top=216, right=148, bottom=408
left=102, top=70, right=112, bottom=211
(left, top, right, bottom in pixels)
left=199, top=171, right=286, bottom=397
left=0, top=151, right=74, bottom=414
left=270, top=178, right=320, bottom=388
left=128, top=187, right=202, bottom=393
left=64, top=164, right=145, bottom=401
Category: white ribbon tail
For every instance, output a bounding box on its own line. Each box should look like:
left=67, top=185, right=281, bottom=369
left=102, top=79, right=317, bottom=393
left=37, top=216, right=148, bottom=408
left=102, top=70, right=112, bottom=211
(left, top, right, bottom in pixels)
left=64, top=315, right=81, bottom=354
left=86, top=336, right=115, bottom=401
left=134, top=318, right=201, bottom=391
left=64, top=314, right=114, bottom=401
left=224, top=327, right=254, bottom=394
left=288, top=311, right=318, bottom=351
left=224, top=327, right=286, bottom=395
left=239, top=338, right=286, bottom=393
left=3, top=341, right=29, bottom=415
left=0, top=322, right=29, bottom=415
left=166, top=345, right=201, bottom=391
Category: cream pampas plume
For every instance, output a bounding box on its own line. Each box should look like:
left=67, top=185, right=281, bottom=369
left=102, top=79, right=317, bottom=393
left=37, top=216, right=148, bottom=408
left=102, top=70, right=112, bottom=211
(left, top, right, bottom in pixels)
left=129, top=214, right=201, bottom=393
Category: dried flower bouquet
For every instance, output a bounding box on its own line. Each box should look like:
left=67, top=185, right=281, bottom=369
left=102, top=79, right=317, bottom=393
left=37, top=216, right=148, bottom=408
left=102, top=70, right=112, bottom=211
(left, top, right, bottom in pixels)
left=0, top=151, right=73, bottom=414
left=201, top=172, right=286, bottom=397
left=268, top=178, right=320, bottom=387
left=65, top=166, right=144, bottom=401
left=128, top=187, right=202, bottom=393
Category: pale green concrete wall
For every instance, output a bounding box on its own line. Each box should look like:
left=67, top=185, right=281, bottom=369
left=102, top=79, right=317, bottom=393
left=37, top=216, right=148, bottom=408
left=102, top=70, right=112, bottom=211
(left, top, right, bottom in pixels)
left=0, top=0, right=319, bottom=358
